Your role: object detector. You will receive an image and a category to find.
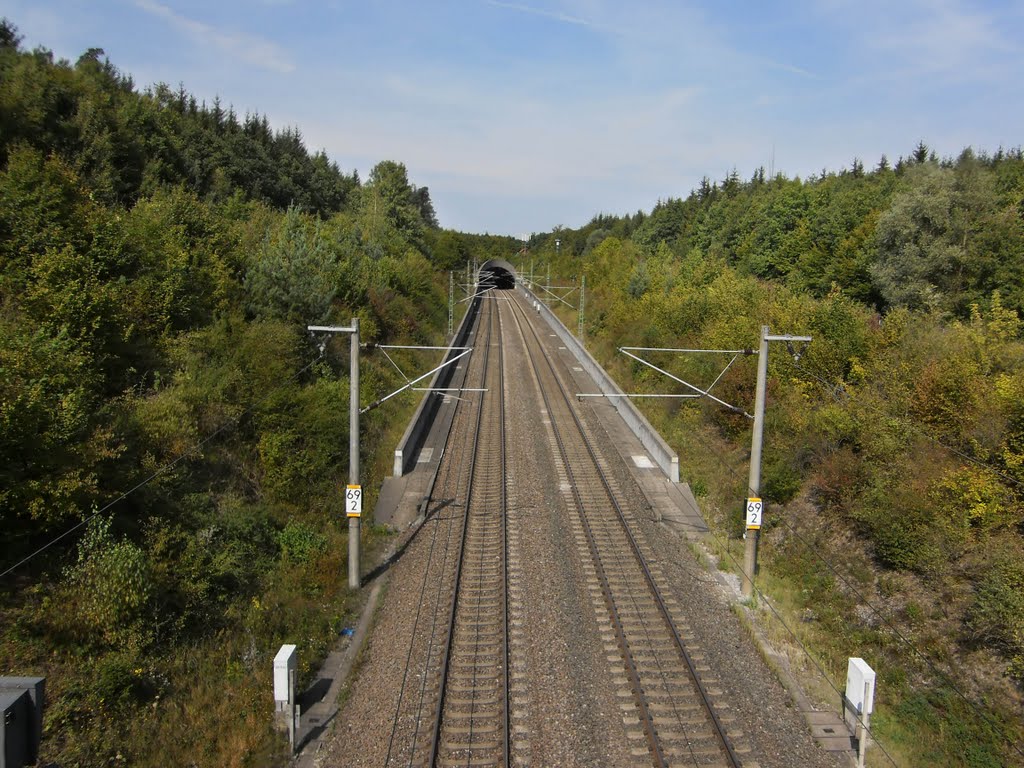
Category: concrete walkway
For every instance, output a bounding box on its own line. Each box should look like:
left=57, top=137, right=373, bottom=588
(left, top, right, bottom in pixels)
left=293, top=578, right=384, bottom=767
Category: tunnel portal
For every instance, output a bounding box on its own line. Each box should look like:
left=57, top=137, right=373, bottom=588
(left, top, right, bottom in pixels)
left=478, top=259, right=517, bottom=290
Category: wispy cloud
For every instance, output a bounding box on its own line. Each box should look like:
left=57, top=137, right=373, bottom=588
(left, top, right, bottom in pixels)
left=132, top=0, right=295, bottom=74
left=297, top=71, right=709, bottom=200
left=877, top=1, right=1008, bottom=73
left=485, top=0, right=597, bottom=29
left=816, top=0, right=1019, bottom=82
left=759, top=57, right=818, bottom=79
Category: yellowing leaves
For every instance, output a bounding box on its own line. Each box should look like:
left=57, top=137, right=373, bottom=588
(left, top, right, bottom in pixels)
left=932, top=465, right=1019, bottom=533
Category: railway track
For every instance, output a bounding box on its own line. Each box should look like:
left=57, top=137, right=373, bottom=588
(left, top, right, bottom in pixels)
left=430, top=290, right=510, bottom=767
left=505, top=289, right=749, bottom=768
left=384, top=293, right=512, bottom=768
left=384, top=286, right=750, bottom=768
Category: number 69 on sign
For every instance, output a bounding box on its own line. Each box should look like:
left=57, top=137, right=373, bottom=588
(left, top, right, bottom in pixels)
left=746, top=497, right=762, bottom=530
left=346, top=485, right=362, bottom=518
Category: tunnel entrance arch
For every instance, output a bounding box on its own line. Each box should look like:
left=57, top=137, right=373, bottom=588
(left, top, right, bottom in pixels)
left=478, top=259, right=517, bottom=290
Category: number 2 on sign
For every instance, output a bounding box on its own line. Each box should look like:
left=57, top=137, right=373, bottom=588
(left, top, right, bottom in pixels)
left=346, top=485, right=362, bottom=518
left=746, top=497, right=762, bottom=530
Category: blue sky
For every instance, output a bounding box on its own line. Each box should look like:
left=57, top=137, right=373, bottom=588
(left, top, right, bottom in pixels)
left=3, top=1, right=1023, bottom=235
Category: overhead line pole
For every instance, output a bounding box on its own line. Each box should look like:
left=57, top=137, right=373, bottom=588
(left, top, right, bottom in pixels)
left=308, top=320, right=362, bottom=590
left=578, top=275, right=585, bottom=341
left=548, top=238, right=556, bottom=297
left=742, top=326, right=812, bottom=598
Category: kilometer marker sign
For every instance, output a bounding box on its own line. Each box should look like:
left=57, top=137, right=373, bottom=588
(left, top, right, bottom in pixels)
left=746, top=497, right=763, bottom=530
left=346, top=485, right=362, bottom=518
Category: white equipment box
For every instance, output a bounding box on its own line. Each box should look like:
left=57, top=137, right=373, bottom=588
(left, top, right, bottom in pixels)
left=845, top=657, right=875, bottom=717
left=274, top=644, right=297, bottom=707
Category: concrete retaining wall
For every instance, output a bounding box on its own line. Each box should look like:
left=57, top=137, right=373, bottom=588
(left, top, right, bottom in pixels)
left=393, top=292, right=481, bottom=476
left=519, top=284, right=680, bottom=483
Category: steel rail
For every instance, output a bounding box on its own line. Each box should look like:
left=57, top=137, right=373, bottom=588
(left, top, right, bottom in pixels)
left=509, top=291, right=744, bottom=768
left=427, top=291, right=511, bottom=767
left=499, top=300, right=511, bottom=768
left=506, top=296, right=666, bottom=767
left=387, top=296, right=485, bottom=767
left=428, top=295, right=492, bottom=766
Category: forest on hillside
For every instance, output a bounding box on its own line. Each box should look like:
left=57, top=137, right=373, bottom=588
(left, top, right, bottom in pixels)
left=535, top=146, right=1024, bottom=766
left=0, top=21, right=514, bottom=765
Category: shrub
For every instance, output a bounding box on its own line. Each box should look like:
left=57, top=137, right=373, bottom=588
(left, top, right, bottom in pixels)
left=688, top=477, right=708, bottom=498
left=932, top=465, right=1018, bottom=534
left=809, top=446, right=862, bottom=510
left=762, top=457, right=802, bottom=504
left=966, top=542, right=1024, bottom=680
left=852, top=483, right=942, bottom=573
left=277, top=520, right=328, bottom=564
left=65, top=515, right=152, bottom=648
left=92, top=652, right=153, bottom=711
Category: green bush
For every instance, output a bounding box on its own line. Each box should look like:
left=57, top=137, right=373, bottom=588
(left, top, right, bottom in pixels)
left=966, top=542, right=1024, bottom=680
left=866, top=505, right=938, bottom=573
left=277, top=520, right=328, bottom=564
left=688, top=477, right=708, bottom=498
left=762, top=457, right=802, bottom=504
left=92, top=653, right=153, bottom=711
left=65, top=516, right=152, bottom=648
